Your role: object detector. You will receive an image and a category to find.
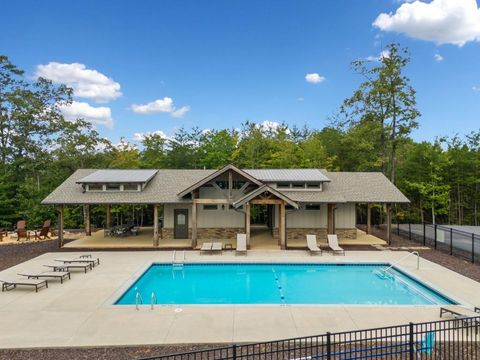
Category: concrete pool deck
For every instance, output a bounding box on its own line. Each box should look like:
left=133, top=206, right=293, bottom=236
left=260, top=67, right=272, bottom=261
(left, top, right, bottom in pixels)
left=0, top=250, right=479, bottom=349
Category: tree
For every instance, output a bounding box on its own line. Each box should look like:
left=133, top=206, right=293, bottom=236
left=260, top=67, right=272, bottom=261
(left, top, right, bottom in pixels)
left=340, top=43, right=420, bottom=184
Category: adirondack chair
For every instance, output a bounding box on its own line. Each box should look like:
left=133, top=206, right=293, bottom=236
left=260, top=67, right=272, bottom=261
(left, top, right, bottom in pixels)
left=16, top=220, right=30, bottom=241
left=34, top=220, right=51, bottom=240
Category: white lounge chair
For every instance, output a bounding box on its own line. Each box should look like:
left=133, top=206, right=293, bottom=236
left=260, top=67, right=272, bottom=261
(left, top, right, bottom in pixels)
left=327, top=234, right=345, bottom=255
left=440, top=305, right=480, bottom=318
left=236, top=233, right=247, bottom=255
left=211, top=242, right=223, bottom=253
left=1, top=278, right=48, bottom=292
left=306, top=235, right=322, bottom=255
left=200, top=242, right=213, bottom=254
left=18, top=270, right=71, bottom=284
left=55, top=256, right=100, bottom=267
left=44, top=262, right=92, bottom=273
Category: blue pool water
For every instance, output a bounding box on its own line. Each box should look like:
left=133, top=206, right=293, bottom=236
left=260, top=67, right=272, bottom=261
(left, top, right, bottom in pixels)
left=115, top=263, right=455, bottom=305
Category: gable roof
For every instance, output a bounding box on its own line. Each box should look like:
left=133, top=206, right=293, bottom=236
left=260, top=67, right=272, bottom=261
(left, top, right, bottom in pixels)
left=232, top=184, right=299, bottom=209
left=176, top=164, right=263, bottom=198
left=244, top=169, right=330, bottom=182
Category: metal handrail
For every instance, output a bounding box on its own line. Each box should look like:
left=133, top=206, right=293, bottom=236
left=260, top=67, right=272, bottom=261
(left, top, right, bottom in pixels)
left=135, top=288, right=143, bottom=310
left=172, top=250, right=176, bottom=263
left=383, top=251, right=420, bottom=273
left=150, top=292, right=157, bottom=310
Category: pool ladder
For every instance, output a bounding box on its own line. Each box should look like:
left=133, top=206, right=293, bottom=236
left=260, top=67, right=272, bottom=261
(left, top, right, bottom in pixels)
left=135, top=289, right=157, bottom=310
left=172, top=250, right=185, bottom=267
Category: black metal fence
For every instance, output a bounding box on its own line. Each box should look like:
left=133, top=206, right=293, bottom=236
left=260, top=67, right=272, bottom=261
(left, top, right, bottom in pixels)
left=393, top=222, right=480, bottom=264
left=140, top=317, right=480, bottom=360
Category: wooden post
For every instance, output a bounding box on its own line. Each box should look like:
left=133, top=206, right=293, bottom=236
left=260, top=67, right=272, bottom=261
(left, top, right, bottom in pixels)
left=192, top=201, right=197, bottom=248
left=245, top=202, right=251, bottom=248
left=366, top=203, right=372, bottom=235
left=84, top=204, right=91, bottom=236
left=58, top=204, right=64, bottom=248
left=228, top=170, right=233, bottom=200
left=279, top=202, right=286, bottom=250
left=105, top=204, right=111, bottom=228
left=386, top=203, right=392, bottom=245
left=327, top=203, right=336, bottom=234
left=153, top=204, right=159, bottom=247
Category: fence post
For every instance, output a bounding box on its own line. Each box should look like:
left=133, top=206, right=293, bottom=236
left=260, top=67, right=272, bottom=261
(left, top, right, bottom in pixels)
left=434, top=224, right=437, bottom=249
left=409, top=322, right=415, bottom=360
left=450, top=228, right=453, bottom=255
left=232, top=344, right=237, bottom=360
left=472, top=233, right=475, bottom=264
left=326, top=332, right=331, bottom=360
left=408, top=222, right=411, bottom=241
left=423, top=222, right=426, bottom=246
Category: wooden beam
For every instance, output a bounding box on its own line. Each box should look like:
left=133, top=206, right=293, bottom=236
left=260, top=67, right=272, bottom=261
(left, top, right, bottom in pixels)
left=228, top=170, right=233, bottom=200
left=58, top=205, right=64, bottom=248
left=250, top=199, right=284, bottom=205
left=327, top=203, right=336, bottom=234
left=193, top=198, right=230, bottom=204
left=386, top=203, right=392, bottom=245
left=366, top=203, right=372, bottom=235
left=245, top=202, right=251, bottom=248
left=84, top=205, right=91, bottom=236
left=279, top=202, right=286, bottom=250
left=105, top=204, right=111, bottom=229
left=238, top=181, right=250, bottom=194
left=153, top=205, right=159, bottom=247
left=192, top=202, right=197, bottom=248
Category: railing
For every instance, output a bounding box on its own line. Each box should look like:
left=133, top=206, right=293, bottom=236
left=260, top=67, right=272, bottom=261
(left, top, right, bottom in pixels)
left=392, top=222, right=480, bottom=264
left=138, top=316, right=480, bottom=359
left=135, top=288, right=143, bottom=311
left=383, top=251, right=420, bottom=273
left=172, top=250, right=185, bottom=266
left=150, top=292, right=157, bottom=310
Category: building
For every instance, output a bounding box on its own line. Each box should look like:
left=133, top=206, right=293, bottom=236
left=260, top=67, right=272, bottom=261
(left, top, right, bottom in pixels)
left=42, top=164, right=409, bottom=248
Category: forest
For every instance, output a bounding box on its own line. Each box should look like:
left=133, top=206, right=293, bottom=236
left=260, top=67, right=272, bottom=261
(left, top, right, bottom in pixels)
left=0, top=43, right=479, bottom=230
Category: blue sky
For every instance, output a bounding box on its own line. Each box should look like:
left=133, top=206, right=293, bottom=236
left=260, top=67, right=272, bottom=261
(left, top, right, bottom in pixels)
left=1, top=0, right=480, bottom=144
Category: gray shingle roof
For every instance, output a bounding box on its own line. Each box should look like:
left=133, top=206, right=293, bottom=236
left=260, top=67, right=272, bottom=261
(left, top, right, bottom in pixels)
left=244, top=169, right=330, bottom=182
left=42, top=168, right=409, bottom=205
left=76, top=169, right=158, bottom=183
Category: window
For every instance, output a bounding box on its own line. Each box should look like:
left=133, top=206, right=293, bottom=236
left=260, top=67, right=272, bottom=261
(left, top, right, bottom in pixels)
left=305, top=204, right=321, bottom=210
left=105, top=183, right=121, bottom=191
left=215, top=180, right=228, bottom=189
left=306, top=183, right=321, bottom=189
left=291, top=183, right=306, bottom=189
left=203, top=204, right=218, bottom=210
left=233, top=181, right=246, bottom=189
left=123, top=183, right=139, bottom=191
left=87, top=184, right=103, bottom=191
left=277, top=182, right=290, bottom=189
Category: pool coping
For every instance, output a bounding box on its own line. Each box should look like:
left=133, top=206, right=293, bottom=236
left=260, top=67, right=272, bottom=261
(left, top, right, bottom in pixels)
left=105, top=260, right=465, bottom=309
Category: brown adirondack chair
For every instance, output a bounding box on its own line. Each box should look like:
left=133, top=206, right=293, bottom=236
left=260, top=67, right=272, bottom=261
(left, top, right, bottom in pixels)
left=34, top=220, right=51, bottom=240
left=16, top=220, right=30, bottom=241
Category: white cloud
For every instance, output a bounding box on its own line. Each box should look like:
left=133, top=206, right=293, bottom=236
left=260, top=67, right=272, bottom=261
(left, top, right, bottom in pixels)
left=473, top=86, right=480, bottom=91
left=133, top=130, right=169, bottom=142
left=131, top=97, right=190, bottom=118
left=305, top=73, right=325, bottom=84
left=365, top=50, right=391, bottom=62
left=296, top=97, right=305, bottom=101
left=373, top=0, right=480, bottom=46
left=255, top=120, right=290, bottom=134
left=59, top=101, right=113, bottom=128
left=36, top=62, right=121, bottom=102
left=434, top=53, right=444, bottom=61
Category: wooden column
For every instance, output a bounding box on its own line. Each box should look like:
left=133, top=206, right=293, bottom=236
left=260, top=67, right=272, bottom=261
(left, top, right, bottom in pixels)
left=279, top=202, right=286, bottom=250
left=105, top=204, right=111, bottom=228
left=192, top=201, right=197, bottom=248
left=153, top=204, right=159, bottom=247
left=366, top=203, right=372, bottom=234
left=58, top=204, right=64, bottom=248
left=386, top=203, right=392, bottom=245
left=84, top=204, right=91, bottom=236
left=245, top=202, right=251, bottom=248
left=327, top=203, right=336, bottom=234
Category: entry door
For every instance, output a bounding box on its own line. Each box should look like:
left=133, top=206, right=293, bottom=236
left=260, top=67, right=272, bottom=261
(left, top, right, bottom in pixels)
left=174, top=209, right=189, bottom=239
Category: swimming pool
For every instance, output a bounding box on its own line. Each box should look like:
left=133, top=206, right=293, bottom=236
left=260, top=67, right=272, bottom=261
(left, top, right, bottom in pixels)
left=115, top=263, right=456, bottom=305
